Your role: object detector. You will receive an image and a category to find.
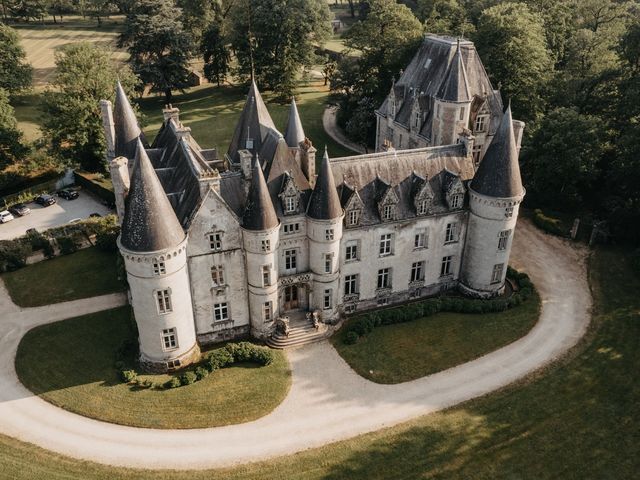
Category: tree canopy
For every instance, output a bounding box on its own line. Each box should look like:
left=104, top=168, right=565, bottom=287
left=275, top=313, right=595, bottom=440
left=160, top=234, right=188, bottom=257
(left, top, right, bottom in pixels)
left=0, top=24, right=33, bottom=94
left=0, top=88, right=29, bottom=170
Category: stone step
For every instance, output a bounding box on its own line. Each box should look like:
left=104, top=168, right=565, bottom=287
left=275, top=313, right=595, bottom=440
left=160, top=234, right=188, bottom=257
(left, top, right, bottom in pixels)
left=266, top=324, right=330, bottom=349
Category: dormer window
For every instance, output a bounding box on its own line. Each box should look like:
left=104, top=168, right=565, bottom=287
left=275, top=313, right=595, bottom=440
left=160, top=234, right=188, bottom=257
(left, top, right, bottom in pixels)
left=382, top=204, right=395, bottom=221
left=414, top=110, right=421, bottom=129
left=390, top=99, right=396, bottom=117
left=450, top=194, right=463, bottom=209
left=279, top=174, right=299, bottom=216
left=284, top=196, right=297, bottom=213
left=474, top=114, right=488, bottom=133
left=417, top=200, right=429, bottom=216
left=347, top=209, right=360, bottom=226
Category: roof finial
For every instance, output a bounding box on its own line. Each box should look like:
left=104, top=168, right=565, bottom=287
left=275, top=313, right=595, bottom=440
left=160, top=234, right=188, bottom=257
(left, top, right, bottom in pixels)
left=323, top=145, right=329, bottom=159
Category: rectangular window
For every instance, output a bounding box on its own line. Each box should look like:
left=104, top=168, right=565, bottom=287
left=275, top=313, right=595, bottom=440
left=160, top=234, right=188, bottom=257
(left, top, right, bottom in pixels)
left=156, top=289, right=172, bottom=314
left=285, top=196, right=296, bottom=213
left=379, top=233, right=393, bottom=256
left=284, top=249, right=297, bottom=271
left=459, top=107, right=465, bottom=121
left=344, top=274, right=359, bottom=295
left=414, top=231, right=427, bottom=249
left=491, top=263, right=504, bottom=284
left=211, top=265, right=225, bottom=286
left=377, top=268, right=391, bottom=289
left=283, top=223, right=300, bottom=234
left=474, top=115, right=487, bottom=133
left=472, top=145, right=482, bottom=166
left=323, top=289, right=332, bottom=309
left=382, top=204, right=394, bottom=220
left=450, top=194, right=462, bottom=209
left=262, top=265, right=271, bottom=286
left=214, top=302, right=229, bottom=322
left=162, top=328, right=177, bottom=350
left=417, top=200, right=428, bottom=215
left=498, top=230, right=511, bottom=251
left=209, top=232, right=222, bottom=251
left=263, top=301, right=272, bottom=322
left=261, top=239, right=270, bottom=252
left=398, top=133, right=403, bottom=148
left=324, top=253, right=333, bottom=273
left=440, top=256, right=453, bottom=277
left=445, top=223, right=458, bottom=244
left=325, top=229, right=335, bottom=241
left=345, top=241, right=358, bottom=262
left=153, top=261, right=166, bottom=276
left=348, top=209, right=360, bottom=226
left=505, top=206, right=514, bottom=218
left=410, top=261, right=425, bottom=282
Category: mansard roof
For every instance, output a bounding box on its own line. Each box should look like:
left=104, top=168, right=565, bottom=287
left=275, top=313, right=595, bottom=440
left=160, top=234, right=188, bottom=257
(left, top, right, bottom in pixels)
left=471, top=105, right=524, bottom=199
left=114, top=81, right=145, bottom=159
left=436, top=43, right=471, bottom=102
left=120, top=139, right=185, bottom=252
left=227, top=80, right=278, bottom=164
left=242, top=162, right=279, bottom=231
left=307, top=148, right=342, bottom=220
left=284, top=97, right=306, bottom=147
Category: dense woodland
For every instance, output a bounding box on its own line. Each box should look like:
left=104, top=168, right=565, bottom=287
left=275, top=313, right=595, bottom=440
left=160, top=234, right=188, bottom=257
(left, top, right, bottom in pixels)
left=0, top=0, right=639, bottom=243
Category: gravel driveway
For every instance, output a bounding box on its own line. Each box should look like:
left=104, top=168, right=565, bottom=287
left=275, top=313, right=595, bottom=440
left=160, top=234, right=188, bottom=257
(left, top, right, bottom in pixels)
left=0, top=219, right=591, bottom=470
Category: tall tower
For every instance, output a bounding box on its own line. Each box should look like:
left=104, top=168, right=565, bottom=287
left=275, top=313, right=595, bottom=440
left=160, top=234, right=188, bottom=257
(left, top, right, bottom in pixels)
left=118, top=140, right=200, bottom=372
left=431, top=42, right=472, bottom=146
left=306, top=148, right=343, bottom=323
left=460, top=105, right=525, bottom=298
left=284, top=97, right=305, bottom=148
left=241, top=162, right=281, bottom=338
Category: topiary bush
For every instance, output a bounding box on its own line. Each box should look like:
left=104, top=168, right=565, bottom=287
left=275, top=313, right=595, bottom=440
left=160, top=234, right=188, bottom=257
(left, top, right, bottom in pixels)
left=180, top=371, right=198, bottom=386
left=194, top=366, right=209, bottom=380
left=344, top=330, right=359, bottom=345
left=165, top=376, right=182, bottom=389
left=120, top=369, right=137, bottom=383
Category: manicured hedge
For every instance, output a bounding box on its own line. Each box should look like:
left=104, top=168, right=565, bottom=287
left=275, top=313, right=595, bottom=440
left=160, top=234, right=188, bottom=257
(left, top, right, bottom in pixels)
left=73, top=170, right=115, bottom=204
left=533, top=209, right=565, bottom=236
left=343, top=267, right=535, bottom=344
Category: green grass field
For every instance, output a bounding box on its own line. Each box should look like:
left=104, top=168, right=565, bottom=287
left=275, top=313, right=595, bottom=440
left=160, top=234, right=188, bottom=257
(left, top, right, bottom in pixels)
left=1, top=247, right=126, bottom=307
left=1, top=247, right=638, bottom=478
left=15, top=307, right=291, bottom=429
left=331, top=291, right=540, bottom=383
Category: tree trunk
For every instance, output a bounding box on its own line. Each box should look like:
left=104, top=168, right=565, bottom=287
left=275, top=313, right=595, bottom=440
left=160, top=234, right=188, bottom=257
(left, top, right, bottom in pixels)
left=165, top=88, right=173, bottom=104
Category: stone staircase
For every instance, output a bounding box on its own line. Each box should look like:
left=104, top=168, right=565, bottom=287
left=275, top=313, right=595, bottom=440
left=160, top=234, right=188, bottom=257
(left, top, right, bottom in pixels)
left=266, top=315, right=331, bottom=349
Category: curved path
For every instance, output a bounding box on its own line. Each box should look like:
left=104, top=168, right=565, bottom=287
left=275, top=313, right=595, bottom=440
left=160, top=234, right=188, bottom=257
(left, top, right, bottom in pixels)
left=322, top=105, right=367, bottom=154
left=0, top=219, right=591, bottom=470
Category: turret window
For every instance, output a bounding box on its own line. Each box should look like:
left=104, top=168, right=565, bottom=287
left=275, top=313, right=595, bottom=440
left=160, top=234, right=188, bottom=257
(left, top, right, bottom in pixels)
left=498, top=230, right=511, bottom=251
left=214, top=302, right=229, bottom=322
left=262, top=265, right=271, bottom=286
left=326, top=229, right=335, bottom=240
left=211, top=265, right=225, bottom=286
left=162, top=328, right=178, bottom=351
left=156, top=289, right=172, bottom=314
left=261, top=239, right=271, bottom=252
left=324, top=253, right=333, bottom=273
left=459, top=107, right=465, bottom=121
left=323, top=289, right=332, bottom=310
left=491, top=264, right=504, bottom=284
left=263, top=302, right=272, bottom=322
left=209, top=232, right=223, bottom=251
left=505, top=206, right=514, bottom=218
left=153, top=261, right=166, bottom=276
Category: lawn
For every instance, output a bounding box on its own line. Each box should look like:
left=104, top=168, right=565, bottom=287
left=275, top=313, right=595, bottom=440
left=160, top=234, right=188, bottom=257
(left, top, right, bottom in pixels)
left=1, top=246, right=637, bottom=478
left=15, top=306, right=291, bottom=429
left=1, top=247, right=126, bottom=307
left=331, top=291, right=541, bottom=384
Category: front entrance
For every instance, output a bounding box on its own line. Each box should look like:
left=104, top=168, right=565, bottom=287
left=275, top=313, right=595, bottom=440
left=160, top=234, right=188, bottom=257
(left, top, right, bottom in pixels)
left=283, top=285, right=299, bottom=311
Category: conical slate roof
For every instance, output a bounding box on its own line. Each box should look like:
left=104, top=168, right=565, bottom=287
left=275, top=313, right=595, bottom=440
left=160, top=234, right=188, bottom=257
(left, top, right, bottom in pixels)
left=471, top=105, right=524, bottom=198
left=242, top=162, right=279, bottom=231
left=227, top=81, right=277, bottom=163
left=307, top=148, right=342, bottom=220
left=120, top=140, right=185, bottom=252
left=436, top=43, right=471, bottom=103
left=114, top=81, right=144, bottom=159
left=284, top=97, right=305, bottom=147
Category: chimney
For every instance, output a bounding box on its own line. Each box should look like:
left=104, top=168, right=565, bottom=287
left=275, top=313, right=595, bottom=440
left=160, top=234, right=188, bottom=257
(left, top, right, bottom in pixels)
left=163, top=104, right=180, bottom=124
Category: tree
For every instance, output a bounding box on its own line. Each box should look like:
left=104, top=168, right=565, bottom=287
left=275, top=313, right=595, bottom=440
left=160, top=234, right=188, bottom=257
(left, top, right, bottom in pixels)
left=417, top=0, right=474, bottom=37
left=10, top=0, right=46, bottom=22
left=42, top=43, right=138, bottom=172
left=0, top=88, right=29, bottom=170
left=521, top=107, right=607, bottom=209
left=201, top=20, right=230, bottom=87
left=119, top=0, right=194, bottom=103
left=229, top=0, right=331, bottom=99
left=474, top=2, right=553, bottom=123
left=0, top=24, right=32, bottom=94
left=178, top=0, right=218, bottom=49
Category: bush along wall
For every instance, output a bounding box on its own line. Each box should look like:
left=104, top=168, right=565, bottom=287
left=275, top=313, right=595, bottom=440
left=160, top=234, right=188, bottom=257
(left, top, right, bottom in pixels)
left=342, top=267, right=535, bottom=345
left=532, top=209, right=565, bottom=236
left=117, top=342, right=274, bottom=390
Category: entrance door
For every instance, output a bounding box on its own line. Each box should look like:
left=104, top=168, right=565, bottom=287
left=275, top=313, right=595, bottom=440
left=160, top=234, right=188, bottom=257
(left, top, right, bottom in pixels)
left=284, top=285, right=299, bottom=311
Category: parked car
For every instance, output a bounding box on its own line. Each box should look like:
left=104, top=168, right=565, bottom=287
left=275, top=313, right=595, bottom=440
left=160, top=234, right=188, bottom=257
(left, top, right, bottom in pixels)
left=57, top=189, right=79, bottom=200
left=9, top=203, right=30, bottom=217
left=0, top=210, right=15, bottom=223
left=35, top=194, right=56, bottom=206
left=89, top=212, right=102, bottom=218
left=69, top=218, right=82, bottom=224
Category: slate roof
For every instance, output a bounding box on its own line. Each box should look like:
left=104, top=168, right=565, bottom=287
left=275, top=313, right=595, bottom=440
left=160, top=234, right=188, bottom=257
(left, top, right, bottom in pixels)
left=436, top=43, right=471, bottom=102
left=120, top=139, right=185, bottom=252
left=242, top=162, right=279, bottom=230
left=471, top=105, right=524, bottom=198
left=307, top=148, right=343, bottom=220
left=284, top=98, right=306, bottom=147
left=114, top=81, right=146, bottom=159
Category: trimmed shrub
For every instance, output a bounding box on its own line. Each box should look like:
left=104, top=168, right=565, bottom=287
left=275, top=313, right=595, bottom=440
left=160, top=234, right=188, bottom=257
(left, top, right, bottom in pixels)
left=165, top=377, right=182, bottom=389
left=251, top=348, right=274, bottom=366
left=0, top=239, right=30, bottom=272
left=57, top=236, right=78, bottom=255
left=195, top=366, right=209, bottom=380
left=344, top=331, right=359, bottom=345
left=120, top=369, right=137, bottom=383
left=180, top=371, right=197, bottom=386
left=225, top=342, right=274, bottom=366
left=206, top=349, right=234, bottom=371
left=533, top=209, right=564, bottom=236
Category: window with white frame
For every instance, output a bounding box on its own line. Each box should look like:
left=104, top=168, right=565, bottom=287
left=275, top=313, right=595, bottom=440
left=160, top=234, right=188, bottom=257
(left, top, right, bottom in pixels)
left=156, top=289, right=172, bottom=314
left=474, top=114, right=488, bottom=133
left=283, top=223, right=300, bottom=234
left=491, top=263, right=504, bottom=284
left=414, top=231, right=427, bottom=249
left=211, top=265, right=225, bottom=286
left=285, top=196, right=296, bottom=213
left=440, top=256, right=453, bottom=276
left=417, top=200, right=429, bottom=215
left=324, top=253, right=333, bottom=273
left=347, top=209, right=360, bottom=226
left=344, top=274, right=359, bottom=295
left=377, top=268, right=391, bottom=289
left=498, top=230, right=511, bottom=251
left=284, top=249, right=297, bottom=271
left=261, top=239, right=270, bottom=252
left=505, top=206, right=514, bottom=218
left=410, top=261, right=425, bottom=282
left=262, top=265, right=271, bottom=286
left=382, top=204, right=394, bottom=221
left=209, top=232, right=223, bottom=251
left=450, top=194, right=463, bottom=209
left=326, top=229, right=334, bottom=240
left=445, top=223, right=458, bottom=243
left=263, top=301, right=272, bottom=322
left=323, top=289, right=332, bottom=309
left=214, top=302, right=229, bottom=322
left=345, top=241, right=358, bottom=262
left=153, top=261, right=166, bottom=276
left=162, top=328, right=178, bottom=350
left=379, top=233, right=393, bottom=256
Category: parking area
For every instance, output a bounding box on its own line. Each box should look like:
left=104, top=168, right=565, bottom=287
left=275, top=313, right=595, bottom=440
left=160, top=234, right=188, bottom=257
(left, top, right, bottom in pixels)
left=0, top=190, right=113, bottom=240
